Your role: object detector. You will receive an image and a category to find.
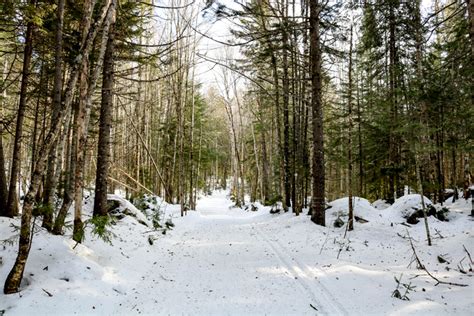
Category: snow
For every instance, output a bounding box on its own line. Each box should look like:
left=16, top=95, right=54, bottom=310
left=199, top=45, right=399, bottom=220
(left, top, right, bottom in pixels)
left=107, top=194, right=153, bottom=227
left=373, top=199, right=391, bottom=210
left=1, top=190, right=473, bottom=315
left=328, top=196, right=376, bottom=221
left=387, top=194, right=433, bottom=218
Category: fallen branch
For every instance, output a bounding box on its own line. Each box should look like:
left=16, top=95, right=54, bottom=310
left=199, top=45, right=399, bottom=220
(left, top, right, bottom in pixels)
left=319, top=227, right=330, bottom=255
left=112, top=165, right=155, bottom=195
left=407, top=230, right=468, bottom=287
left=457, top=257, right=467, bottom=274
left=434, top=228, right=444, bottom=239
left=463, top=245, right=473, bottom=265
left=397, top=232, right=411, bottom=240
left=42, top=288, right=53, bottom=297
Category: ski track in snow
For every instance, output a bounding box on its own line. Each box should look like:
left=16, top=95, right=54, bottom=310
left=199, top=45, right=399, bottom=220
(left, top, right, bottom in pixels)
left=111, top=192, right=343, bottom=315
left=253, top=225, right=348, bottom=316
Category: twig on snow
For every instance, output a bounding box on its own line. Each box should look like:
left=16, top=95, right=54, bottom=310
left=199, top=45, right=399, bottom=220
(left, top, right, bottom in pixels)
left=457, top=257, right=467, bottom=274
left=463, top=245, right=473, bottom=265
left=42, top=288, right=53, bottom=297
left=407, top=230, right=468, bottom=287
left=319, top=226, right=330, bottom=255
left=434, top=228, right=444, bottom=239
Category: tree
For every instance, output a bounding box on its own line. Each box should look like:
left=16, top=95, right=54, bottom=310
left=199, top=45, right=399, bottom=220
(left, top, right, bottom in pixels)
left=4, top=0, right=114, bottom=294
left=309, top=0, right=325, bottom=226
left=42, top=0, right=65, bottom=231
left=347, top=23, right=354, bottom=232
left=93, top=0, right=116, bottom=218
left=6, top=0, right=37, bottom=218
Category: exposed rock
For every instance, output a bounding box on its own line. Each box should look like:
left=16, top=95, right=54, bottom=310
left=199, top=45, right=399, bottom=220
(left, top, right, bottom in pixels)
left=334, top=217, right=345, bottom=228
left=270, top=202, right=283, bottom=214
left=405, top=205, right=450, bottom=224
left=355, top=216, right=369, bottom=223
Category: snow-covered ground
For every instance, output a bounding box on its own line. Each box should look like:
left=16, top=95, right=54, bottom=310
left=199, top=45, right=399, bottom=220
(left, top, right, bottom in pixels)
left=1, top=191, right=473, bottom=315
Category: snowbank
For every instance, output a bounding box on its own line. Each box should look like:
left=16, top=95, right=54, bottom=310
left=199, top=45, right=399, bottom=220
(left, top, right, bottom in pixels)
left=386, top=194, right=433, bottom=218
left=107, top=194, right=153, bottom=227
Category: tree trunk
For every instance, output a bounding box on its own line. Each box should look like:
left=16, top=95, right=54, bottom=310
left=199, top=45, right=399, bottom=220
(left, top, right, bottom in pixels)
left=0, top=58, right=9, bottom=216
left=42, top=0, right=65, bottom=230
left=357, top=74, right=364, bottom=196
left=94, top=14, right=115, bottom=218
left=51, top=111, right=72, bottom=234
left=74, top=0, right=115, bottom=241
left=0, top=133, right=8, bottom=215
left=388, top=2, right=401, bottom=201
left=54, top=0, right=95, bottom=239
left=309, top=0, right=325, bottom=226
left=282, top=18, right=291, bottom=212
left=347, top=25, right=354, bottom=231
left=6, top=0, right=37, bottom=218
left=414, top=0, right=432, bottom=246
left=468, top=0, right=474, bottom=57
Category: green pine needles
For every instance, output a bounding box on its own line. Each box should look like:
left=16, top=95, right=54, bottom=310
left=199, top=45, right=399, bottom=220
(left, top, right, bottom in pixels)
left=88, top=215, right=115, bottom=244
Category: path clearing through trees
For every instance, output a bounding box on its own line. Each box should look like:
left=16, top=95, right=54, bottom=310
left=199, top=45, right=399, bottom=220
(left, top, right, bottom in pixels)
left=115, top=191, right=346, bottom=315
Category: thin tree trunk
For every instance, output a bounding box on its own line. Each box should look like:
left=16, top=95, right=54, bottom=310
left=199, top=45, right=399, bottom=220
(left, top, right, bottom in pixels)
left=282, top=14, right=291, bottom=212
left=51, top=111, right=73, bottom=235
left=414, top=0, right=432, bottom=246
left=347, top=24, right=354, bottom=231
left=258, top=99, right=270, bottom=204
left=0, top=58, right=9, bottom=215
left=6, top=0, right=37, bottom=217
left=54, top=0, right=95, bottom=239
left=42, top=0, right=65, bottom=229
left=0, top=133, right=8, bottom=215
left=468, top=0, right=474, bottom=57
left=416, top=152, right=432, bottom=246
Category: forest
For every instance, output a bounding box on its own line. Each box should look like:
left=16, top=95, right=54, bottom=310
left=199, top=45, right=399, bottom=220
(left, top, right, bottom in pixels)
left=0, top=0, right=473, bottom=315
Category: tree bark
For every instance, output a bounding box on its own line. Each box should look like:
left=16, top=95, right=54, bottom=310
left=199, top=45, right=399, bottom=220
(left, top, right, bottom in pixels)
left=93, top=11, right=115, bottom=217
left=309, top=0, right=325, bottom=226
left=74, top=0, right=115, bottom=240
left=6, top=0, right=37, bottom=217
left=347, top=24, right=354, bottom=231
left=0, top=133, right=8, bottom=215
left=53, top=0, right=94, bottom=239
left=42, top=0, right=65, bottom=230
left=0, top=58, right=9, bottom=216
left=282, top=16, right=291, bottom=212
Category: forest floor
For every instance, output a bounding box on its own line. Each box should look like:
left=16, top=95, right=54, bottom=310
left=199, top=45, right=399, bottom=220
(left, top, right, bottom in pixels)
left=1, top=190, right=473, bottom=315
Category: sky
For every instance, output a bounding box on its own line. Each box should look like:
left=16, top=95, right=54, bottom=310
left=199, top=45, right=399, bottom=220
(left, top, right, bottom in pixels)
left=152, top=0, right=438, bottom=94
left=194, top=1, right=244, bottom=91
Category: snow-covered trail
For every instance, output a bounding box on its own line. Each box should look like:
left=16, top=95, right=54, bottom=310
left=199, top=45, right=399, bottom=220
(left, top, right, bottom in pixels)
left=2, top=191, right=472, bottom=315
left=115, top=191, right=344, bottom=315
